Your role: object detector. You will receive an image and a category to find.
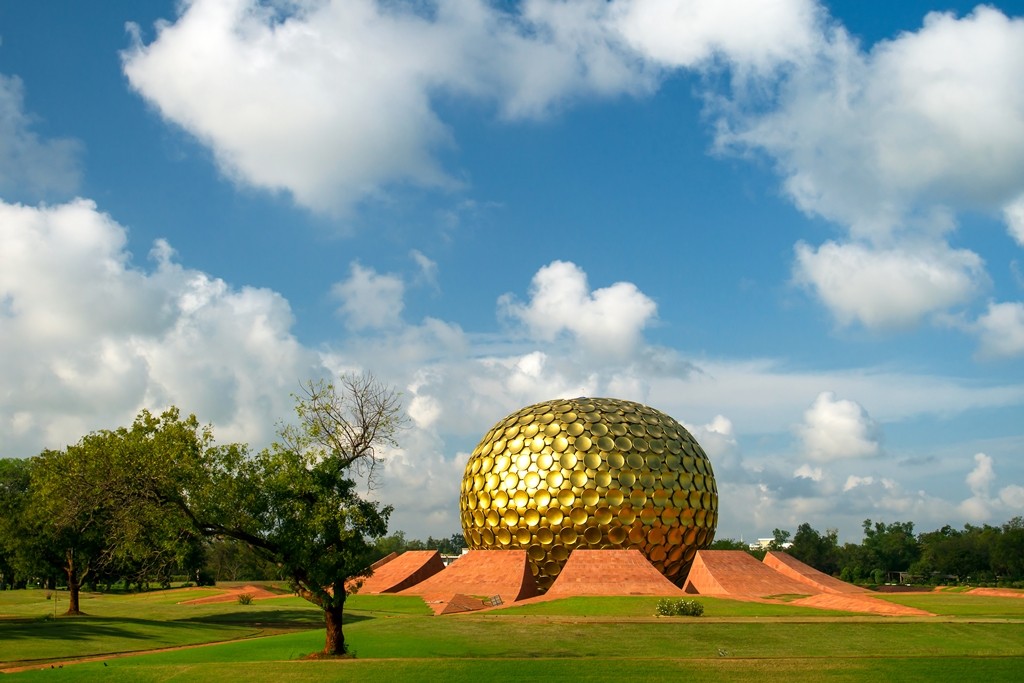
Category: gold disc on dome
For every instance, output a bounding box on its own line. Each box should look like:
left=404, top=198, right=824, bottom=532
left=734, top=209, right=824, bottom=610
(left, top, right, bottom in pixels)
left=605, top=489, right=624, bottom=506
left=584, top=527, right=603, bottom=544
left=559, top=452, right=577, bottom=469
left=544, top=422, right=562, bottom=437
left=537, top=527, right=554, bottom=544
left=589, top=423, right=609, bottom=437
left=523, top=509, right=541, bottom=527
left=575, top=435, right=593, bottom=452
left=594, top=507, right=613, bottom=524
left=607, top=452, right=625, bottom=469
left=583, top=452, right=602, bottom=469
left=566, top=422, right=585, bottom=437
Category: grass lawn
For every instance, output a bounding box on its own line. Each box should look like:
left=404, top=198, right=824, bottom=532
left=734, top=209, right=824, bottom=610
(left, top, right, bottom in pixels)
left=2, top=588, right=1023, bottom=681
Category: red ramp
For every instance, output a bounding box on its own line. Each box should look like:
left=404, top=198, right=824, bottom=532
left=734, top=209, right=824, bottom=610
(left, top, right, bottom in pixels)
left=356, top=550, right=445, bottom=594
left=683, top=550, right=812, bottom=597
left=546, top=550, right=685, bottom=597
left=399, top=550, right=539, bottom=612
left=763, top=551, right=871, bottom=595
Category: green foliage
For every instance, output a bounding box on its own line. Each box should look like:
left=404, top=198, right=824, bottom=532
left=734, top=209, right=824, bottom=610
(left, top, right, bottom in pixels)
left=789, top=523, right=840, bottom=575
left=237, top=593, right=255, bottom=605
left=655, top=597, right=704, bottom=617
left=768, top=528, right=791, bottom=551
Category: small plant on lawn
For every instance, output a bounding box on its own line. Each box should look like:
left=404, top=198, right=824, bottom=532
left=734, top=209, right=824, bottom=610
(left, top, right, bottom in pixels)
left=656, top=598, right=704, bottom=617
left=237, top=593, right=255, bottom=605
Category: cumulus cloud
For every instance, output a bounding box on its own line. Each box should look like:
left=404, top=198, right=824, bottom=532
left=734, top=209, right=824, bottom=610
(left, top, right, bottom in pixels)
left=793, top=240, right=984, bottom=329
left=1005, top=194, right=1024, bottom=247
left=958, top=452, right=1024, bottom=522
left=120, top=0, right=828, bottom=214
left=798, top=391, right=881, bottom=461
left=0, top=198, right=324, bottom=456
left=0, top=74, right=81, bottom=201
left=973, top=301, right=1024, bottom=359
left=498, top=260, right=657, bottom=358
left=331, top=262, right=405, bottom=330
left=722, top=6, right=1024, bottom=238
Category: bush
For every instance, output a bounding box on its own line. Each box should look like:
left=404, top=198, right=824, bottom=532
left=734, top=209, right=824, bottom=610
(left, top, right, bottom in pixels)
left=656, top=598, right=704, bottom=617
left=237, top=593, right=255, bottom=605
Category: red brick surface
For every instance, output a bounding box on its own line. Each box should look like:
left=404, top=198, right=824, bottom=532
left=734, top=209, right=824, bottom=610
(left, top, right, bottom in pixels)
left=683, top=550, right=813, bottom=597
left=399, top=550, right=539, bottom=610
left=546, top=550, right=685, bottom=597
left=762, top=551, right=872, bottom=594
left=356, top=550, right=446, bottom=594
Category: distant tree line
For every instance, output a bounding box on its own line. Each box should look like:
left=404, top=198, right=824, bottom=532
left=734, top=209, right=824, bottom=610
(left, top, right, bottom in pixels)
left=370, top=530, right=467, bottom=560
left=712, top=517, right=1024, bottom=586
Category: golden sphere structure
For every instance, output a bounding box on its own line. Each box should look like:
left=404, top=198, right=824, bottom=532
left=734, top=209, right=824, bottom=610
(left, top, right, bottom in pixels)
left=459, top=397, right=718, bottom=591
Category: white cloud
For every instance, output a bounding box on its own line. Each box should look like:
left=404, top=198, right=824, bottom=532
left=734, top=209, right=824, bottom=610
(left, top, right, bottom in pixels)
left=499, top=260, right=657, bottom=358
left=798, top=391, right=881, bottom=462
left=973, top=301, right=1024, bottom=359
left=0, top=198, right=324, bottom=456
left=332, top=262, right=405, bottom=331
left=965, top=452, right=995, bottom=498
left=120, top=0, right=657, bottom=214
left=1004, top=194, right=1024, bottom=247
left=794, top=464, right=823, bottom=482
left=793, top=240, right=984, bottom=329
left=721, top=6, right=1024, bottom=238
left=612, top=0, right=823, bottom=73
left=958, top=452, right=1024, bottom=522
left=119, top=1, right=831, bottom=215
left=0, top=74, right=81, bottom=201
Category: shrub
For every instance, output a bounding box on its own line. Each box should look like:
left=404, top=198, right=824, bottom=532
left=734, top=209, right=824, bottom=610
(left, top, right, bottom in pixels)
left=237, top=593, right=255, bottom=605
left=656, top=598, right=704, bottom=617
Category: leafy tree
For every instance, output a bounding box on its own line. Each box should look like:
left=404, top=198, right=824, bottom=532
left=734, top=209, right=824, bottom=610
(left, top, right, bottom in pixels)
left=789, top=523, right=840, bottom=575
left=0, top=458, right=34, bottom=589
left=708, top=538, right=750, bottom=551
left=156, top=374, right=407, bottom=656
left=992, top=517, right=1024, bottom=580
left=26, top=412, right=205, bottom=612
left=768, top=528, right=791, bottom=551
left=860, top=519, right=920, bottom=576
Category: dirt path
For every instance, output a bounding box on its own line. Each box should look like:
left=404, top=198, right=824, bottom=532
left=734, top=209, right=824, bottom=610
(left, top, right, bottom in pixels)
left=177, top=584, right=294, bottom=605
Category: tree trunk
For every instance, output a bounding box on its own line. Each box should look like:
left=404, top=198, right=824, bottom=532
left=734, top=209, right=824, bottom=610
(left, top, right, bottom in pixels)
left=323, top=603, right=346, bottom=655
left=64, top=549, right=83, bottom=616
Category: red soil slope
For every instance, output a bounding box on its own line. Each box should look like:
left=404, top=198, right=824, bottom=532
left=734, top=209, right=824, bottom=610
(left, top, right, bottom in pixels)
left=763, top=551, right=871, bottom=594
left=683, top=550, right=813, bottom=597
left=355, top=550, right=445, bottom=594
left=399, top=550, right=539, bottom=614
left=546, top=549, right=685, bottom=597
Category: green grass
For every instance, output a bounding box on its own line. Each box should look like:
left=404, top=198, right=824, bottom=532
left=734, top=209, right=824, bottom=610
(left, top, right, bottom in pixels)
left=2, top=589, right=1024, bottom=681
left=872, top=592, right=1024, bottom=619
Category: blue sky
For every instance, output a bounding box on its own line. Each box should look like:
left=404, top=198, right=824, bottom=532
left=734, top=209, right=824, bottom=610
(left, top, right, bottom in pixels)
left=2, top=0, right=1023, bottom=543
